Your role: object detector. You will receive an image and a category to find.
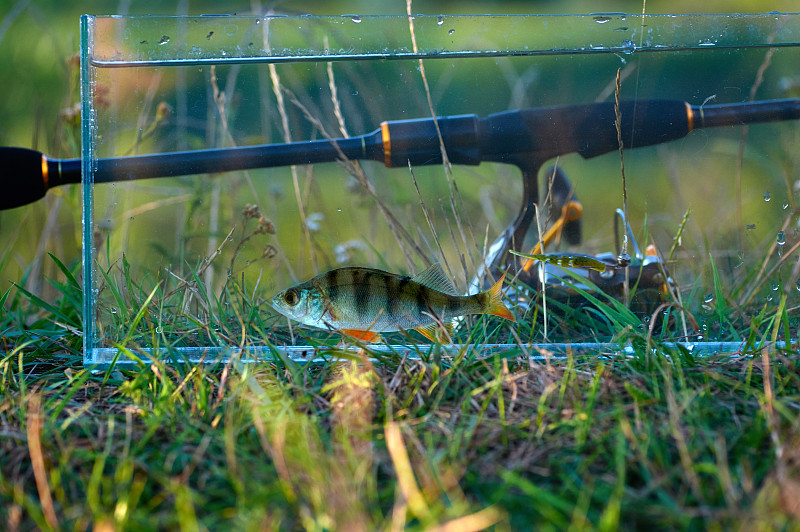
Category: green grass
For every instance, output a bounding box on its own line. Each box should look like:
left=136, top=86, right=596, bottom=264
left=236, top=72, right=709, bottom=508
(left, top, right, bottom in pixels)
left=2, top=251, right=800, bottom=530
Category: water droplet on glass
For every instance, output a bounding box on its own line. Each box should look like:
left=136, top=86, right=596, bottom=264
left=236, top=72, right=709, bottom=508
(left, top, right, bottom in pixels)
left=158, top=35, right=170, bottom=45
left=764, top=190, right=771, bottom=202
left=351, top=15, right=362, bottom=23
left=746, top=223, right=756, bottom=231
left=733, top=250, right=744, bottom=269
left=437, top=16, right=444, bottom=25
left=704, top=293, right=714, bottom=303
left=156, top=326, right=163, bottom=333
left=777, top=231, right=786, bottom=246
left=795, top=279, right=800, bottom=292
left=772, top=282, right=780, bottom=291
left=448, top=28, right=455, bottom=35
left=783, top=202, right=790, bottom=210
left=594, top=16, right=611, bottom=23
left=621, top=40, right=636, bottom=54
left=111, top=307, right=118, bottom=314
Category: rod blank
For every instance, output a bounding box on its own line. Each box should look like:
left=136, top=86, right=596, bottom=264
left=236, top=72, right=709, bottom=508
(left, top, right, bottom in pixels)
left=1, top=97, right=798, bottom=210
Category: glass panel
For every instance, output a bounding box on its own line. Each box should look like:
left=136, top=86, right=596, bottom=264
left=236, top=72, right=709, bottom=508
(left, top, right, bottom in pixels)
left=81, top=14, right=800, bottom=367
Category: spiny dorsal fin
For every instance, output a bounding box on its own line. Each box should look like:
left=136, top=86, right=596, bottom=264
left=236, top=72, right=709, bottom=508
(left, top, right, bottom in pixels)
left=411, top=263, right=458, bottom=295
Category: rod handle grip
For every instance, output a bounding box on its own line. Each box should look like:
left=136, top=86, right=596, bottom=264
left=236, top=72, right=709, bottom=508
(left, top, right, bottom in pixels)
left=0, top=147, right=50, bottom=210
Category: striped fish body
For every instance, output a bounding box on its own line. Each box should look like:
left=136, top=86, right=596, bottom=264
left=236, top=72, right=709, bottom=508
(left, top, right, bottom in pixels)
left=271, top=263, right=515, bottom=342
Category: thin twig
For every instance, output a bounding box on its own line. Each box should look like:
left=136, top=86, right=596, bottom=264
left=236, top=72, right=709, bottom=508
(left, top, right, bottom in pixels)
left=263, top=20, right=317, bottom=274
left=739, top=212, right=798, bottom=308
left=406, top=3, right=477, bottom=284
left=27, top=393, right=59, bottom=530
left=735, top=43, right=777, bottom=253
left=282, top=86, right=430, bottom=270
left=325, top=36, right=350, bottom=139
left=614, top=68, right=631, bottom=308
left=409, top=163, right=452, bottom=279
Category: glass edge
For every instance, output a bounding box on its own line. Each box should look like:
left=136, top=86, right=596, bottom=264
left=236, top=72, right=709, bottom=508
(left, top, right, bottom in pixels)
left=78, top=12, right=800, bottom=365
left=80, top=15, right=95, bottom=365
left=83, top=341, right=788, bottom=369
left=83, top=13, right=800, bottom=19
left=86, top=12, right=800, bottom=68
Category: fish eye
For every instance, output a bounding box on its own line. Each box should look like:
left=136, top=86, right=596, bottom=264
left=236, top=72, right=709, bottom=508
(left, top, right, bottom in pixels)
left=283, top=289, right=300, bottom=306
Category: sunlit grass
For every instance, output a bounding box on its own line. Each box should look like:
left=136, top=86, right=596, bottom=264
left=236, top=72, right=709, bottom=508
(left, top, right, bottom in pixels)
left=2, top=275, right=800, bottom=529
left=2, top=203, right=800, bottom=528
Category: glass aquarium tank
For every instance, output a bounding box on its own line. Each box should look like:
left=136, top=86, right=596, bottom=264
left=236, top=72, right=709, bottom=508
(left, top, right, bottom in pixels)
left=80, top=14, right=800, bottom=367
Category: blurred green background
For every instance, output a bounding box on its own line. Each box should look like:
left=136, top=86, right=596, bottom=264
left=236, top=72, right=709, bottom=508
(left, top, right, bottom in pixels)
left=0, top=0, right=797, bottom=303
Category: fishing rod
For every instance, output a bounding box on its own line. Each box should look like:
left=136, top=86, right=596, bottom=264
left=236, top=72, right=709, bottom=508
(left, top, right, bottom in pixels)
left=2, top=98, right=799, bottom=213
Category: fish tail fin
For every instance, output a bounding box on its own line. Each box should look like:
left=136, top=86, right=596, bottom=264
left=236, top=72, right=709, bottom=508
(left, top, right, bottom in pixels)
left=483, top=272, right=516, bottom=323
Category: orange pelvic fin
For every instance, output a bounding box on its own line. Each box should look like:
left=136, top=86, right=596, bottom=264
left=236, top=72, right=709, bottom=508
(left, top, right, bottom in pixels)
left=484, top=272, right=516, bottom=323
left=413, top=321, right=455, bottom=344
left=340, top=329, right=383, bottom=343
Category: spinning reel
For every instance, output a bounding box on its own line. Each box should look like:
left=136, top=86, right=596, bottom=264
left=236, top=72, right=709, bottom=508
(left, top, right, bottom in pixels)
left=472, top=165, right=674, bottom=318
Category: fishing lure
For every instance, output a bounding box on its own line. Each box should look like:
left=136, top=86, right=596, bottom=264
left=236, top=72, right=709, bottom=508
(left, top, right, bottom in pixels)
left=511, top=250, right=610, bottom=273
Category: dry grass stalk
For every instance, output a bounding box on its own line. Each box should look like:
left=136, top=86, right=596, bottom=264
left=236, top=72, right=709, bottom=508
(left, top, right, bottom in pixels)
left=26, top=392, right=59, bottom=530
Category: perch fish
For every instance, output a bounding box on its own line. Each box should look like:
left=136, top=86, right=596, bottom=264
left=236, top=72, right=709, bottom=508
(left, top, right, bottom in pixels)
left=271, top=264, right=516, bottom=342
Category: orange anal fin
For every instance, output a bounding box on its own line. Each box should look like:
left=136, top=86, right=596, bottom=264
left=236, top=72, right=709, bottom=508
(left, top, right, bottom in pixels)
left=340, top=329, right=383, bottom=343
left=485, top=273, right=517, bottom=323
left=413, top=322, right=454, bottom=344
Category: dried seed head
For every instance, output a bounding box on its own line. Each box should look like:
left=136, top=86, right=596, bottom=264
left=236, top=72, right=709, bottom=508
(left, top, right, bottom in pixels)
left=59, top=103, right=81, bottom=128
left=257, top=217, right=276, bottom=235
left=93, top=84, right=111, bottom=109
left=262, top=245, right=277, bottom=259
left=242, top=204, right=261, bottom=219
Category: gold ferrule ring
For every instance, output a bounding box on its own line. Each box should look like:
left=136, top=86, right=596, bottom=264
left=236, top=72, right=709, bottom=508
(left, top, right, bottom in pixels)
left=380, top=122, right=391, bottom=168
